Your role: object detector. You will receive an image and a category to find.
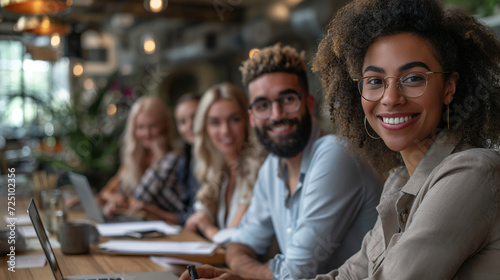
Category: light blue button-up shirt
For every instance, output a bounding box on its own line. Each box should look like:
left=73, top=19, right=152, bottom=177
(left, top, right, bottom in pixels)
left=230, top=119, right=382, bottom=280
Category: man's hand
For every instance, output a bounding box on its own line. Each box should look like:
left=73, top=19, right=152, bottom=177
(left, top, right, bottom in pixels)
left=179, top=265, right=242, bottom=280
left=226, top=243, right=273, bottom=280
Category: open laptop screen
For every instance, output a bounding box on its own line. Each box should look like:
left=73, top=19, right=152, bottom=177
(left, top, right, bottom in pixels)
left=68, top=172, right=106, bottom=223
left=27, top=199, right=64, bottom=280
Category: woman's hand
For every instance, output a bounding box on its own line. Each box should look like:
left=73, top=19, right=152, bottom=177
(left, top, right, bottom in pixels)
left=125, top=199, right=145, bottom=216
left=179, top=264, right=242, bottom=280
left=105, top=192, right=128, bottom=207
left=150, top=135, right=168, bottom=164
left=102, top=193, right=128, bottom=217
left=103, top=200, right=118, bottom=217
left=185, top=212, right=220, bottom=240
left=185, top=212, right=208, bottom=232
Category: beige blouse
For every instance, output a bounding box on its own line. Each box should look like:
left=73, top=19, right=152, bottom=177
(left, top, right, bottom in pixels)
left=313, top=131, right=500, bottom=280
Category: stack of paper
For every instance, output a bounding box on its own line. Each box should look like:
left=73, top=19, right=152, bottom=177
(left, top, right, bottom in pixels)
left=14, top=254, right=47, bottom=269
left=4, top=214, right=32, bottom=225
left=99, top=240, right=218, bottom=255
left=96, top=220, right=181, bottom=237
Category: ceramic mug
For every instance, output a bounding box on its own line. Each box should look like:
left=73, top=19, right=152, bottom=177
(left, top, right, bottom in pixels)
left=58, top=221, right=98, bottom=254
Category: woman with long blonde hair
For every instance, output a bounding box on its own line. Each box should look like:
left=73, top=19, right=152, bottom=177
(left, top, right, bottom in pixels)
left=100, top=96, right=184, bottom=224
left=185, top=82, right=265, bottom=242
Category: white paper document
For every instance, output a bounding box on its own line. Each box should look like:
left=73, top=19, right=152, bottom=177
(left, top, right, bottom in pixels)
left=18, top=226, right=50, bottom=238
left=96, top=220, right=181, bottom=237
left=149, top=256, right=202, bottom=269
left=25, top=237, right=60, bottom=250
left=11, top=254, right=47, bottom=269
left=18, top=226, right=38, bottom=238
left=4, top=214, right=32, bottom=225
left=99, top=240, right=218, bottom=255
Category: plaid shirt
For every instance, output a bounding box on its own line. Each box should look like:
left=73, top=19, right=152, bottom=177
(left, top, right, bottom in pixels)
left=132, top=151, right=183, bottom=214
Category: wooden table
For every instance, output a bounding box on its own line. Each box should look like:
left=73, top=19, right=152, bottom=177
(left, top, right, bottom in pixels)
left=0, top=193, right=225, bottom=280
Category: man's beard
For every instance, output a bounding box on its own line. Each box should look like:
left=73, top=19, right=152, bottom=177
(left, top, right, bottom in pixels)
left=255, top=110, right=312, bottom=158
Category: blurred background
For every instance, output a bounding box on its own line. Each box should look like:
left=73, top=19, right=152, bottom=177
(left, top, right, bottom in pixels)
left=1, top=0, right=499, bottom=186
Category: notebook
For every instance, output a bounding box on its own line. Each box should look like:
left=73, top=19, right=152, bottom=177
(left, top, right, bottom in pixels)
left=27, top=199, right=178, bottom=280
left=68, top=172, right=144, bottom=223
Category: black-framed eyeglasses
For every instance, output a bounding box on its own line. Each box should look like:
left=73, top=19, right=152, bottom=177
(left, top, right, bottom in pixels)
left=248, top=91, right=302, bottom=120
left=353, top=71, right=449, bottom=102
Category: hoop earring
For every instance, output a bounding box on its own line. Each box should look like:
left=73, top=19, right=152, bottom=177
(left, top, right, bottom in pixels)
left=447, top=105, right=450, bottom=130
left=364, top=116, right=380, bottom=140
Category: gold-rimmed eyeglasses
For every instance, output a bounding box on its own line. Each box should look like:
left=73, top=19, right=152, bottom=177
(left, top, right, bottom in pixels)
left=353, top=71, right=449, bottom=102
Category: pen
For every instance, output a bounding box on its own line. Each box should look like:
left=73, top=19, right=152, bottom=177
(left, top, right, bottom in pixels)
left=187, top=265, right=199, bottom=280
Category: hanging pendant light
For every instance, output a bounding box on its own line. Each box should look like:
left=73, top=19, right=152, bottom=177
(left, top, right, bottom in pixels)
left=15, top=15, right=71, bottom=36
left=1, top=0, right=69, bottom=15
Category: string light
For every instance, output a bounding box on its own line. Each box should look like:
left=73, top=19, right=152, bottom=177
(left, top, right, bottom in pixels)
left=144, top=0, right=167, bottom=13
left=50, top=32, right=60, bottom=47
left=268, top=3, right=290, bottom=21
left=73, top=63, right=83, bottom=76
left=149, top=0, right=163, bottom=12
left=83, top=78, right=94, bottom=90
left=143, top=36, right=156, bottom=54
left=107, top=104, right=117, bottom=115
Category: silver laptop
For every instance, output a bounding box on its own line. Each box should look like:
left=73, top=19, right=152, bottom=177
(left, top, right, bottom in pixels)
left=68, top=172, right=144, bottom=223
left=27, top=199, right=178, bottom=280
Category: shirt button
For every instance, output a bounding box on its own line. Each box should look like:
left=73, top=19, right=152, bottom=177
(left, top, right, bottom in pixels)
left=400, top=211, right=409, bottom=223
left=286, top=227, right=292, bottom=233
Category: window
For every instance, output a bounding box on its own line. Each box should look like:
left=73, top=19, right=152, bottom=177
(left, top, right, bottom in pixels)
left=0, top=39, right=70, bottom=139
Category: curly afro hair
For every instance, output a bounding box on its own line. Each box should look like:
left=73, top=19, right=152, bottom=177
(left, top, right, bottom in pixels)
left=240, top=42, right=308, bottom=92
left=313, top=0, right=500, bottom=177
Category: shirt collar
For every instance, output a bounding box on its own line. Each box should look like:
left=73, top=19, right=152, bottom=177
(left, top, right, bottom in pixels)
left=401, top=130, right=461, bottom=195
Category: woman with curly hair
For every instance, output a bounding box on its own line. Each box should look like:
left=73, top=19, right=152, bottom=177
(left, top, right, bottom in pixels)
left=180, top=0, right=500, bottom=279
left=310, top=0, right=500, bottom=278
left=184, top=82, right=265, bottom=243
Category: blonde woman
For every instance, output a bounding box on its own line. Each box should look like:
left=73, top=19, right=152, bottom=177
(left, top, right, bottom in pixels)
left=185, top=82, right=265, bottom=242
left=100, top=96, right=183, bottom=224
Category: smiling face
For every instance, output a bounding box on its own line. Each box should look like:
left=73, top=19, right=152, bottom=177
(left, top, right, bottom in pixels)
left=248, top=72, right=314, bottom=158
left=206, top=99, right=247, bottom=160
left=175, top=99, right=198, bottom=145
left=134, top=112, right=166, bottom=148
left=361, top=32, right=458, bottom=155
